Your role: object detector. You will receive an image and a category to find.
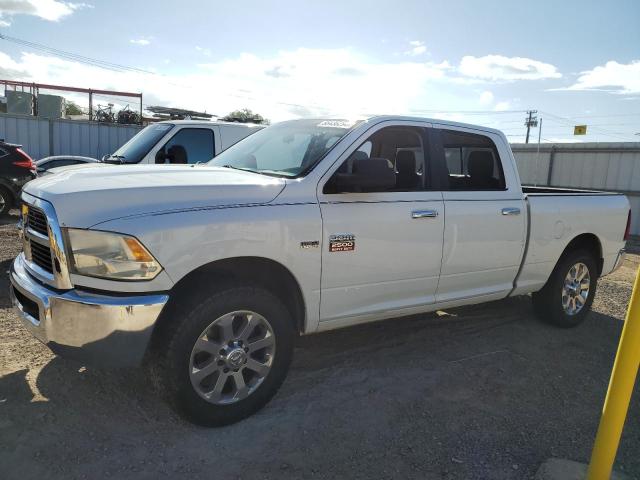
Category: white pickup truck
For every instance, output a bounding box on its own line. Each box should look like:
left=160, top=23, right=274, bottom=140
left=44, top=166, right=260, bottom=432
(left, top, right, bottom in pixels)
left=10, top=116, right=630, bottom=426
left=102, top=119, right=263, bottom=165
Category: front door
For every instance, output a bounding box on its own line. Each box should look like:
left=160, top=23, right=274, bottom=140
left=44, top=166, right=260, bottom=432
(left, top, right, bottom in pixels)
left=317, top=122, right=445, bottom=324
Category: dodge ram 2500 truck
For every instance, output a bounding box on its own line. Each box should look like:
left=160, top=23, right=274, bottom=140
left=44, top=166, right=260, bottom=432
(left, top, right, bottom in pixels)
left=10, top=116, right=630, bottom=426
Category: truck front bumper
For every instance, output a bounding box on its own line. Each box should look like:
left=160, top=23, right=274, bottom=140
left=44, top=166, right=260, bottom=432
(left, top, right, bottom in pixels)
left=9, top=253, right=169, bottom=367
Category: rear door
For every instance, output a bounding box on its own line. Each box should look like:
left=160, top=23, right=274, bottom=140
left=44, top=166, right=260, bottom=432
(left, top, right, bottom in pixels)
left=317, top=121, right=445, bottom=324
left=433, top=125, right=526, bottom=302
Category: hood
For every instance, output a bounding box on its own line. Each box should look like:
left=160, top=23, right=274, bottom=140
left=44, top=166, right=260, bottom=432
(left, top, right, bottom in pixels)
left=24, top=164, right=286, bottom=228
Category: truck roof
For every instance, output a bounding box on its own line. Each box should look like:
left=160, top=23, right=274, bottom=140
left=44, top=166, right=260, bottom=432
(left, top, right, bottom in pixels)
left=359, top=115, right=506, bottom=137
left=156, top=119, right=264, bottom=128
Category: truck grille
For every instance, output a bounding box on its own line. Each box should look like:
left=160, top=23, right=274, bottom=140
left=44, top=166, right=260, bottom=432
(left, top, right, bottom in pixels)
left=30, top=241, right=54, bottom=274
left=23, top=204, right=55, bottom=275
left=26, top=206, right=49, bottom=236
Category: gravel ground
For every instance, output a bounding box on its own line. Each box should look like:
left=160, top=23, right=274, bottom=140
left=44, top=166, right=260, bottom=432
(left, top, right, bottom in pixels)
left=1, top=212, right=639, bottom=480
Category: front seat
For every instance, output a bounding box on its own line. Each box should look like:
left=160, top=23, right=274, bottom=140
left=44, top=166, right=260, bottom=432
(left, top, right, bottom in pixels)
left=395, top=151, right=420, bottom=190
left=468, top=151, right=499, bottom=189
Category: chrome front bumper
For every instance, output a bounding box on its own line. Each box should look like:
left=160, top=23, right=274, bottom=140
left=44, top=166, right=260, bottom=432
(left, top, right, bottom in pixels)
left=9, top=253, right=169, bottom=367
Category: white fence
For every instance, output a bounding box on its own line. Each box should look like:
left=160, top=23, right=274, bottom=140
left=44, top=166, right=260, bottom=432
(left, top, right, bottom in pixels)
left=512, top=143, right=640, bottom=235
left=0, top=112, right=142, bottom=160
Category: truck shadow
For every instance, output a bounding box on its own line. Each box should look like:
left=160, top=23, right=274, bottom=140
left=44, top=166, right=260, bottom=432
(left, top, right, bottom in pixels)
left=1, top=298, right=637, bottom=479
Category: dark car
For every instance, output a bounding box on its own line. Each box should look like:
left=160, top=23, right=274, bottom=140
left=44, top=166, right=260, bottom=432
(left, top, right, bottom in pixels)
left=35, top=155, right=99, bottom=176
left=0, top=140, right=36, bottom=215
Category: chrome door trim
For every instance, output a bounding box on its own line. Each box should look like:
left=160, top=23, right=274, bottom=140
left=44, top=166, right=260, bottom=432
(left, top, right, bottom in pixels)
left=412, top=210, right=439, bottom=219
left=501, top=207, right=521, bottom=216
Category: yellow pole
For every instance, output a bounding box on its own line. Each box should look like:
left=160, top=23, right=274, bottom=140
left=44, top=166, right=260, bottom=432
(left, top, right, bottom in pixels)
left=587, top=266, right=640, bottom=479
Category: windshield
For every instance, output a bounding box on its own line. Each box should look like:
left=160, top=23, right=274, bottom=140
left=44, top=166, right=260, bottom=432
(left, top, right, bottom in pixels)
left=208, top=119, right=353, bottom=177
left=107, top=123, right=174, bottom=163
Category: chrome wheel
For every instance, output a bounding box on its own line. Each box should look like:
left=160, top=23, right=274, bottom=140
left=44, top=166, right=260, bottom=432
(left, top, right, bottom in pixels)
left=561, top=262, right=590, bottom=316
left=189, top=310, right=276, bottom=405
left=0, top=191, right=6, bottom=213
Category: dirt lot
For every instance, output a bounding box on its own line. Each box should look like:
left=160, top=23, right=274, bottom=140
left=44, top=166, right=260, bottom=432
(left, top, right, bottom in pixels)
left=1, top=212, right=639, bottom=480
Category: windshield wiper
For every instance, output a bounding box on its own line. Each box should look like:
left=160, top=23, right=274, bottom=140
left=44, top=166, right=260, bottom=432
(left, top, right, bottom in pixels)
left=220, top=165, right=258, bottom=173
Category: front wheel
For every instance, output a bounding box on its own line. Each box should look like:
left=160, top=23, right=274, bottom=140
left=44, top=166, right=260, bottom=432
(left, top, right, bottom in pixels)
left=532, top=249, right=598, bottom=328
left=158, top=285, right=294, bottom=426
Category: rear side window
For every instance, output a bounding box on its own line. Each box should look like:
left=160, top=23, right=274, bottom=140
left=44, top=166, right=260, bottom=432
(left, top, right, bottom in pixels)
left=441, top=129, right=505, bottom=190
left=163, top=128, right=215, bottom=164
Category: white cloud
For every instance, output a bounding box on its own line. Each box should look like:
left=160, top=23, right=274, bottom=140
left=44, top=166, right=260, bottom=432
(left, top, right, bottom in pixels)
left=195, top=46, right=212, bottom=57
left=493, top=101, right=510, bottom=111
left=0, top=0, right=90, bottom=24
left=130, top=38, right=151, bottom=46
left=459, top=55, right=561, bottom=81
left=0, top=47, right=454, bottom=121
left=479, top=90, right=494, bottom=106
left=405, top=40, right=427, bottom=56
left=566, top=60, right=640, bottom=94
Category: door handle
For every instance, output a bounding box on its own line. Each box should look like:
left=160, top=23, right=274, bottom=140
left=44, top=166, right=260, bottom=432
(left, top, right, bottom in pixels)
left=502, top=207, right=521, bottom=216
left=412, top=210, right=438, bottom=219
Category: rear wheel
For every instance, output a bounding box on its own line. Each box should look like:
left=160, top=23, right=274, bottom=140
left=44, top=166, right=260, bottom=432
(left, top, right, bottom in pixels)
left=156, top=285, right=294, bottom=426
left=532, top=249, right=598, bottom=328
left=0, top=187, right=13, bottom=215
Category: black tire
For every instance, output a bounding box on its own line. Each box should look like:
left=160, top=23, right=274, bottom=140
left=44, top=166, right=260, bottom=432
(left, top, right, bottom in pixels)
left=155, top=285, right=294, bottom=426
left=532, top=249, right=598, bottom=328
left=0, top=186, right=13, bottom=216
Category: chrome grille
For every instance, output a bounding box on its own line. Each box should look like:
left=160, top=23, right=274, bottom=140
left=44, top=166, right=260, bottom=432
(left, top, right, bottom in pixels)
left=21, top=193, right=73, bottom=290
left=26, top=206, right=48, bottom=236
left=29, top=241, right=54, bottom=274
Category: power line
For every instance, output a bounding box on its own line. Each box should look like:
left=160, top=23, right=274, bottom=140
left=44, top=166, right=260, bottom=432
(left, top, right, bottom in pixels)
left=539, top=110, right=637, bottom=141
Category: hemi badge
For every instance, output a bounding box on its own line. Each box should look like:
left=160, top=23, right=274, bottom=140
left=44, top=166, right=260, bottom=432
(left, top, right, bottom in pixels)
left=300, top=241, right=319, bottom=249
left=329, top=234, right=355, bottom=252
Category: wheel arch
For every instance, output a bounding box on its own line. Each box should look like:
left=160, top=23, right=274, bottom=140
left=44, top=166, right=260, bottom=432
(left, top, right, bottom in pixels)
left=154, top=256, right=307, bottom=341
left=559, top=232, right=604, bottom=276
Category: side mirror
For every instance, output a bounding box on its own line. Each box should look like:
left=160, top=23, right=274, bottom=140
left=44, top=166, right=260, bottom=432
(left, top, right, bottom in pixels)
left=155, top=149, right=167, bottom=164
left=332, top=157, right=396, bottom=192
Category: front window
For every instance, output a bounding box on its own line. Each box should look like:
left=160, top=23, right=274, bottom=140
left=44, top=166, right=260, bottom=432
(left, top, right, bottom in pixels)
left=106, top=123, right=174, bottom=163
left=208, top=120, right=354, bottom=177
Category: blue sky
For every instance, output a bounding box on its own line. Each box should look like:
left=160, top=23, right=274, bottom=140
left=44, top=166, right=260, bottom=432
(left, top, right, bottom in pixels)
left=0, top=0, right=639, bottom=142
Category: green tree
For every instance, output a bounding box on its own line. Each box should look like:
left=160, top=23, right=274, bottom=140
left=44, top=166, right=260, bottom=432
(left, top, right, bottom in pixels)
left=221, top=108, right=268, bottom=124
left=65, top=101, right=84, bottom=116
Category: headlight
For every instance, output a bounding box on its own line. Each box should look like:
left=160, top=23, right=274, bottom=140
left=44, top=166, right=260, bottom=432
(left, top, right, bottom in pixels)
left=65, top=229, right=162, bottom=281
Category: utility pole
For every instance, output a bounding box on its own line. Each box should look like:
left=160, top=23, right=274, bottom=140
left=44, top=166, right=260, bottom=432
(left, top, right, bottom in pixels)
left=525, top=109, right=538, bottom=143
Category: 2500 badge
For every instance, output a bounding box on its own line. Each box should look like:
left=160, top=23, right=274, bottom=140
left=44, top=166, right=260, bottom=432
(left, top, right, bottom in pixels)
left=329, top=234, right=355, bottom=252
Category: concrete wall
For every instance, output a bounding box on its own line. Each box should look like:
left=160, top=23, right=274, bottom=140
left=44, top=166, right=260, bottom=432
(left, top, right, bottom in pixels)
left=0, top=112, right=142, bottom=160
left=512, top=143, right=640, bottom=234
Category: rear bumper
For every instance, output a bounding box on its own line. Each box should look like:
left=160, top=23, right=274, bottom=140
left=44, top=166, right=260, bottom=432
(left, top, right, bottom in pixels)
left=9, top=253, right=168, bottom=367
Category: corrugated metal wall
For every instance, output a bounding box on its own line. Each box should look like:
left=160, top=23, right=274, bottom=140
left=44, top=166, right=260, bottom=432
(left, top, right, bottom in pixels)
left=0, top=112, right=142, bottom=160
left=512, top=143, right=640, bottom=234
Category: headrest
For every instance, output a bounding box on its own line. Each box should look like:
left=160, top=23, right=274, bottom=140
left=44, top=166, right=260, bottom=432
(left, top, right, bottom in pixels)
left=167, top=145, right=188, bottom=164
left=468, top=150, right=494, bottom=178
left=350, top=150, right=370, bottom=162
left=396, top=150, right=416, bottom=172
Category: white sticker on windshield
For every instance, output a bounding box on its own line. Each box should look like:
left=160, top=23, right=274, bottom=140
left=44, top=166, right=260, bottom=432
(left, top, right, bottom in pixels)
left=317, top=120, right=354, bottom=129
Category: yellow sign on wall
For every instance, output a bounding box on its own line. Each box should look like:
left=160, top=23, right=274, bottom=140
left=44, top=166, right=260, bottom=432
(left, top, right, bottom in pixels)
left=574, top=125, right=588, bottom=135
